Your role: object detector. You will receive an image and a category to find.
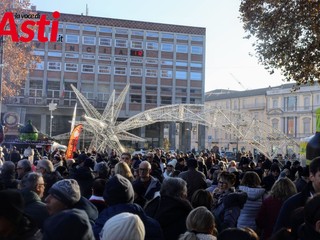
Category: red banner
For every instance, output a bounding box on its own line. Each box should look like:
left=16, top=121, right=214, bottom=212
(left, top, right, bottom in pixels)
left=65, top=124, right=83, bottom=159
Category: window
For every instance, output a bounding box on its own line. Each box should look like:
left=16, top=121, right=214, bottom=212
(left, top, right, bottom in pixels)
left=146, top=95, right=157, bottom=104
left=33, top=50, right=44, bottom=56
left=176, top=61, right=188, bottom=67
left=303, top=118, right=311, bottom=134
left=83, top=25, right=96, bottom=31
left=146, top=59, right=158, bottom=64
left=114, top=57, right=127, bottom=62
left=177, top=34, right=189, bottom=40
left=99, top=27, right=112, bottom=33
left=161, top=70, right=172, bottom=78
left=190, top=62, right=202, bottom=68
left=161, top=43, right=173, bottom=52
left=66, top=24, right=80, bottom=30
left=81, top=64, right=94, bottom=73
left=286, top=117, right=296, bottom=136
left=191, top=72, right=202, bottom=80
left=66, top=35, right=79, bottom=44
left=65, top=63, right=78, bottom=72
left=146, top=86, right=157, bottom=91
left=161, top=60, right=173, bottom=65
left=99, top=38, right=111, bottom=46
left=35, top=61, right=44, bottom=70
left=272, top=119, right=279, bottom=130
left=48, top=51, right=62, bottom=57
left=146, top=69, right=157, bottom=77
left=284, top=96, right=297, bottom=111
left=115, top=28, right=128, bottom=34
left=191, top=35, right=204, bottom=41
left=131, top=95, right=141, bottom=103
left=114, top=67, right=126, bottom=75
left=146, top=42, right=158, bottom=50
left=176, top=45, right=188, bottom=53
left=115, top=39, right=127, bottom=47
left=65, top=52, right=79, bottom=58
left=98, top=66, right=111, bottom=74
left=191, top=46, right=203, bottom=54
left=161, top=33, right=174, bottom=39
left=130, top=68, right=142, bottom=76
left=304, top=96, right=310, bottom=110
left=161, top=96, right=172, bottom=104
left=131, top=41, right=143, bottom=49
left=131, top=30, right=144, bottom=36
left=146, top=31, right=159, bottom=37
left=131, top=58, right=143, bottom=63
left=83, top=36, right=96, bottom=45
left=47, top=62, right=61, bottom=71
left=176, top=71, right=187, bottom=79
left=82, top=54, right=95, bottom=59
left=272, top=98, right=278, bottom=108
left=99, top=55, right=111, bottom=60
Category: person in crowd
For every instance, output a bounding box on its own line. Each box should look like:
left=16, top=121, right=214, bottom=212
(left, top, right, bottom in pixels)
left=70, top=157, right=95, bottom=199
left=256, top=177, right=297, bottom=240
left=133, top=160, right=161, bottom=207
left=93, top=161, right=110, bottom=180
left=36, top=159, right=63, bottom=199
left=175, top=157, right=188, bottom=172
left=237, top=171, right=265, bottom=231
left=289, top=160, right=301, bottom=181
left=163, top=159, right=177, bottom=179
left=178, top=206, right=217, bottom=240
left=16, top=159, right=32, bottom=180
left=120, top=152, right=133, bottom=168
left=93, top=174, right=164, bottom=240
left=42, top=208, right=95, bottom=240
left=261, top=163, right=281, bottom=192
left=295, top=166, right=309, bottom=192
left=19, top=172, right=49, bottom=229
left=52, top=154, right=63, bottom=170
left=100, top=212, right=145, bottom=240
left=191, top=189, right=214, bottom=210
left=114, top=161, right=134, bottom=182
left=44, top=179, right=98, bottom=226
left=212, top=171, right=247, bottom=232
left=217, top=227, right=259, bottom=240
left=145, top=177, right=193, bottom=240
left=178, top=158, right=207, bottom=201
left=9, top=146, right=21, bottom=164
left=197, top=156, right=208, bottom=177
left=273, top=156, right=320, bottom=233
left=89, top=178, right=106, bottom=213
left=0, top=189, right=42, bottom=239
left=0, top=161, right=19, bottom=189
left=298, top=193, right=320, bottom=240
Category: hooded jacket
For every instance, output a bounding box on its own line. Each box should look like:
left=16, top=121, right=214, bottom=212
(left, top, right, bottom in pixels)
left=237, top=186, right=265, bottom=230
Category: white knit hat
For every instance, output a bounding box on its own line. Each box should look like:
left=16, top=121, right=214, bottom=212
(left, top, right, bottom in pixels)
left=100, top=212, right=145, bottom=240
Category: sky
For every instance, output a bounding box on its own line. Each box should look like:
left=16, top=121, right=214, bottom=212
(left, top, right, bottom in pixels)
left=30, top=0, right=289, bottom=92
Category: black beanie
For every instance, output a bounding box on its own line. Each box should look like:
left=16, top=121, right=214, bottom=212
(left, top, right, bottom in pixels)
left=103, top=174, right=134, bottom=205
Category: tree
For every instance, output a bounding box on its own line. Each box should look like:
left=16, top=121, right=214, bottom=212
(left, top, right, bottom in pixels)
left=239, top=0, right=320, bottom=87
left=0, top=0, right=39, bottom=98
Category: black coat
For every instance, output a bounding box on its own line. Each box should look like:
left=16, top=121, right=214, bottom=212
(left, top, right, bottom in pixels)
left=145, top=195, right=193, bottom=240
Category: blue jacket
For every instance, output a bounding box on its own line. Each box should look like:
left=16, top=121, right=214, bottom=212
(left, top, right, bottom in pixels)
left=93, top=203, right=164, bottom=240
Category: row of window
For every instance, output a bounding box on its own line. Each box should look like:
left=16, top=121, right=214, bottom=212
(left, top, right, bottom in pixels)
left=59, top=24, right=204, bottom=42
left=38, top=62, right=202, bottom=80
left=33, top=51, right=203, bottom=68
left=130, top=95, right=202, bottom=104
left=63, top=35, right=203, bottom=54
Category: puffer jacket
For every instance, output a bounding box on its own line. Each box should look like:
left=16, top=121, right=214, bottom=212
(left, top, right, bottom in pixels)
left=212, top=189, right=247, bottom=232
left=237, top=186, right=265, bottom=230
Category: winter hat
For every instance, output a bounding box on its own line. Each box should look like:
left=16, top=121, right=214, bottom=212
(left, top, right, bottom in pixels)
left=48, top=179, right=81, bottom=207
left=42, top=208, right=95, bottom=240
left=100, top=212, right=145, bottom=240
left=103, top=174, right=134, bottom=205
left=167, top=159, right=177, bottom=168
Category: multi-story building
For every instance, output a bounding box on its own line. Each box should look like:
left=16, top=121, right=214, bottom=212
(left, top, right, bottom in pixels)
left=2, top=10, right=206, bottom=151
left=205, top=83, right=320, bottom=157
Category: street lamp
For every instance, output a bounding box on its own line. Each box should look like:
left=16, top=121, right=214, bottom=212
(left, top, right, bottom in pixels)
left=48, top=101, right=57, bottom=137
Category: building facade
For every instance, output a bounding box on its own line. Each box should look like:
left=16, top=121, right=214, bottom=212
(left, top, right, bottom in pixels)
left=2, top=11, right=206, bottom=151
left=205, top=83, right=320, bottom=157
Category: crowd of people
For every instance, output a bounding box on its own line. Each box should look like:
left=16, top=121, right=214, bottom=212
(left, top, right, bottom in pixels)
left=0, top=145, right=319, bottom=240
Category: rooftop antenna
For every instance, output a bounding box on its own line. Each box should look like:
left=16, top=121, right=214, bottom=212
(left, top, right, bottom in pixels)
left=86, top=4, right=89, bottom=16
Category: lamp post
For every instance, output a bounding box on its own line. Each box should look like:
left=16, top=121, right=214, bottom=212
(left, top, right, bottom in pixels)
left=48, top=101, right=57, bottom=137
left=0, top=36, right=4, bottom=123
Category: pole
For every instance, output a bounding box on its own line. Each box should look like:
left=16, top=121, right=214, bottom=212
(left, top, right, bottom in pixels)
left=0, top=36, right=4, bottom=123
left=49, top=110, right=53, bottom=137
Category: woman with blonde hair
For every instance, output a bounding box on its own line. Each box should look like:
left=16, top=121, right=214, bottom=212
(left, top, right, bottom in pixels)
left=256, top=177, right=297, bottom=240
left=179, top=206, right=217, bottom=240
left=114, top=161, right=134, bottom=182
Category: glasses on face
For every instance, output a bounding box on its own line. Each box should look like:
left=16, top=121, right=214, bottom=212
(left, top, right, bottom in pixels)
left=139, top=168, right=149, bottom=172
